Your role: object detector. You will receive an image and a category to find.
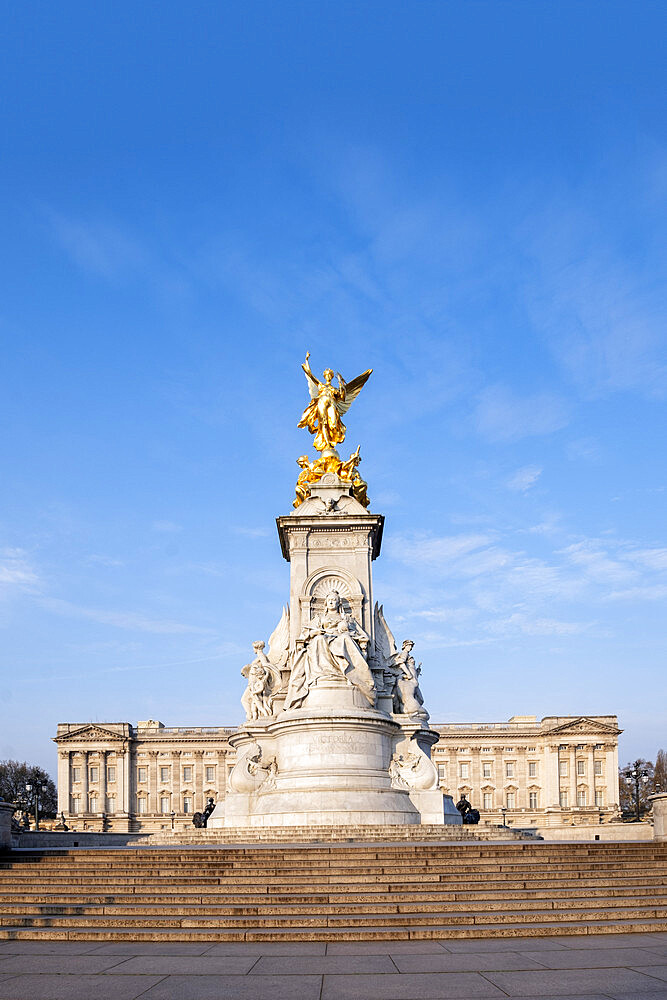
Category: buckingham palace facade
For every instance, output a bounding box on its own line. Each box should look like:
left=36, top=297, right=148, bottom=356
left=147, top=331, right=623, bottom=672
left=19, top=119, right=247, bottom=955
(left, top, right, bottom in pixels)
left=54, top=713, right=621, bottom=833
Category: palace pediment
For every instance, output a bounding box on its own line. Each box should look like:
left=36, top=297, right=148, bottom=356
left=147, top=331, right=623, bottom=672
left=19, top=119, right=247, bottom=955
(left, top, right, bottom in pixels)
left=54, top=724, right=125, bottom=744
left=544, top=717, right=621, bottom=737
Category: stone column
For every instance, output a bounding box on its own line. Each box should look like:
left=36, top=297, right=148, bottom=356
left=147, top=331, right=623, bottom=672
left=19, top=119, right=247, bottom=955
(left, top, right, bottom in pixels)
left=116, top=751, right=125, bottom=817
left=171, top=751, right=181, bottom=816
left=650, top=793, right=667, bottom=841
left=81, top=751, right=89, bottom=815
left=194, top=751, right=204, bottom=812
left=608, top=742, right=620, bottom=809
left=57, top=752, right=70, bottom=816
left=149, top=751, right=159, bottom=816
left=569, top=746, right=577, bottom=811
left=588, top=744, right=596, bottom=810
left=516, top=746, right=526, bottom=809
left=99, top=751, right=107, bottom=816
left=0, top=802, right=14, bottom=850
left=122, top=749, right=131, bottom=816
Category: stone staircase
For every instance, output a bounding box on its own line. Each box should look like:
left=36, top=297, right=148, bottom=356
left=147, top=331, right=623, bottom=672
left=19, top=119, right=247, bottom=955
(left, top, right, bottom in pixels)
left=1, top=841, right=666, bottom=942
left=144, top=823, right=536, bottom=844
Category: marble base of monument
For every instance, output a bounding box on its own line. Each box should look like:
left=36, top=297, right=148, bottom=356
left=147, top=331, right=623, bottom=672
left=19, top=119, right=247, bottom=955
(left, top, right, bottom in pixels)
left=208, top=680, right=460, bottom=828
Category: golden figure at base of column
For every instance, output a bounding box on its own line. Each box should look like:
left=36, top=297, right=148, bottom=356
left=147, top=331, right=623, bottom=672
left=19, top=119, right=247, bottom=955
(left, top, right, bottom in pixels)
left=293, top=447, right=369, bottom=509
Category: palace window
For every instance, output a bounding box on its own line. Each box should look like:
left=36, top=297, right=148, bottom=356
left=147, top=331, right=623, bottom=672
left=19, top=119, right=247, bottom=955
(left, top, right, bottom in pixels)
left=71, top=767, right=81, bottom=782
left=505, top=762, right=514, bottom=778
left=182, top=766, right=192, bottom=782
left=88, top=794, right=97, bottom=813
left=437, top=764, right=447, bottom=783
left=107, top=766, right=116, bottom=783
left=577, top=790, right=587, bottom=807
left=577, top=760, right=586, bottom=776
left=89, top=766, right=98, bottom=783
left=595, top=790, right=604, bottom=806
left=506, top=792, right=515, bottom=809
left=559, top=791, right=568, bottom=808
left=137, top=797, right=147, bottom=814
left=529, top=792, right=538, bottom=808
left=183, top=796, right=193, bottom=813
left=106, top=795, right=116, bottom=813
left=482, top=762, right=492, bottom=779
left=160, top=796, right=170, bottom=813
left=70, top=797, right=80, bottom=814
left=459, top=762, right=469, bottom=779
left=559, top=761, right=568, bottom=777
left=594, top=760, right=603, bottom=776
left=137, top=767, right=147, bottom=783
left=160, top=767, right=170, bottom=782
left=528, top=762, right=537, bottom=778
left=483, top=793, right=492, bottom=810
left=205, top=766, right=215, bottom=782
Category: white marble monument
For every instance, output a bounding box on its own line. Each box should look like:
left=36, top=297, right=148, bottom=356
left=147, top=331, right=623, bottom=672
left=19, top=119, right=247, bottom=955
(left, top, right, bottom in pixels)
left=209, top=355, right=460, bottom=828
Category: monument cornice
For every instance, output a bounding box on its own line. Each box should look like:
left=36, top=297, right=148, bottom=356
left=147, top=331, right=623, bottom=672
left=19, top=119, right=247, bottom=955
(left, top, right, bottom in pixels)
left=276, top=512, right=384, bottom=561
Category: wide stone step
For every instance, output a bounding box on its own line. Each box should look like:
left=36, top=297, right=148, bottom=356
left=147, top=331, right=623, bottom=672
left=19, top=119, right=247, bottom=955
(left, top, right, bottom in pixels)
left=4, top=882, right=665, bottom=905
left=2, top=842, right=666, bottom=943
left=3, top=875, right=666, bottom=893
left=2, top=891, right=665, bottom=917
left=2, top=903, right=667, bottom=931
left=2, top=915, right=667, bottom=943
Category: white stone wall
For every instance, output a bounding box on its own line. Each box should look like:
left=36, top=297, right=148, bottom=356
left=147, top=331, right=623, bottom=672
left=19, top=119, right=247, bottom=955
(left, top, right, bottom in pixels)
left=54, top=713, right=621, bottom=833
left=430, top=715, right=621, bottom=830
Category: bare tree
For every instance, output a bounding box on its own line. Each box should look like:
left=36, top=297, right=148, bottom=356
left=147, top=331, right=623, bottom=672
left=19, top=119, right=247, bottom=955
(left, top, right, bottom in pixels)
left=654, top=749, right=667, bottom=794
left=0, top=760, right=57, bottom=818
left=619, top=758, right=654, bottom=820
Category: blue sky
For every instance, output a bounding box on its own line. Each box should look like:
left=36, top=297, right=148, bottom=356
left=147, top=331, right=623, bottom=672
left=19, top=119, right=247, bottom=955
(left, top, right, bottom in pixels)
left=1, top=1, right=665, bottom=775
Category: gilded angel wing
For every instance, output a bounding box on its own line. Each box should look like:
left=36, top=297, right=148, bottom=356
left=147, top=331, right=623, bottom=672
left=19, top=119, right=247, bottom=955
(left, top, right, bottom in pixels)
left=336, top=368, right=373, bottom=415
left=267, top=605, right=290, bottom=668
left=372, top=602, right=398, bottom=668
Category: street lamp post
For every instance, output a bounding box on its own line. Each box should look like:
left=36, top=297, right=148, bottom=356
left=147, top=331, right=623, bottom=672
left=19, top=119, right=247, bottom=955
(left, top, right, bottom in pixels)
left=623, top=761, right=651, bottom=822
left=25, top=781, right=48, bottom=831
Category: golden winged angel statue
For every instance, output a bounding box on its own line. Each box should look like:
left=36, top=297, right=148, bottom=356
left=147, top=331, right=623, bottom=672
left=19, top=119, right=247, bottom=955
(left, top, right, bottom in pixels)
left=298, top=352, right=372, bottom=455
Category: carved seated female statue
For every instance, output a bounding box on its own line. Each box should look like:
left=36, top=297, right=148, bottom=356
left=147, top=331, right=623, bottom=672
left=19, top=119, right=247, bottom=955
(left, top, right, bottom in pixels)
left=285, top=591, right=375, bottom=709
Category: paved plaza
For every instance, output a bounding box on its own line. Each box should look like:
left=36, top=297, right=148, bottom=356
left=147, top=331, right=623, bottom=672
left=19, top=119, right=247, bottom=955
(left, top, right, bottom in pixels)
left=0, top=932, right=666, bottom=999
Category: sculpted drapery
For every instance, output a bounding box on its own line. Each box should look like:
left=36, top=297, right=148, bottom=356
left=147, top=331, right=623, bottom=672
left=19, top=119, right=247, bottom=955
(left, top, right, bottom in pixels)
left=297, top=353, right=372, bottom=454
left=285, top=591, right=375, bottom=710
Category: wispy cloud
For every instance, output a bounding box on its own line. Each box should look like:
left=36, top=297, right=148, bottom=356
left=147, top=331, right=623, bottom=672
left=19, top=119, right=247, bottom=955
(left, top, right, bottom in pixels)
left=39, top=597, right=213, bottom=635
left=507, top=465, right=543, bottom=492
left=233, top=525, right=271, bottom=538
left=47, top=211, right=149, bottom=281
left=474, top=385, right=571, bottom=442
left=0, top=549, right=40, bottom=592
left=86, top=554, right=125, bottom=568
left=151, top=520, right=182, bottom=534
left=384, top=527, right=667, bottom=647
left=524, top=199, right=667, bottom=399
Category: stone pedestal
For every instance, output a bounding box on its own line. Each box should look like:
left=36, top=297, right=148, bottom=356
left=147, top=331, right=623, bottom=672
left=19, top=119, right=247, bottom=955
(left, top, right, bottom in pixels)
left=212, top=474, right=460, bottom=829
left=650, top=793, right=667, bottom=841
left=0, top=802, right=14, bottom=850
left=211, top=681, right=422, bottom=827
